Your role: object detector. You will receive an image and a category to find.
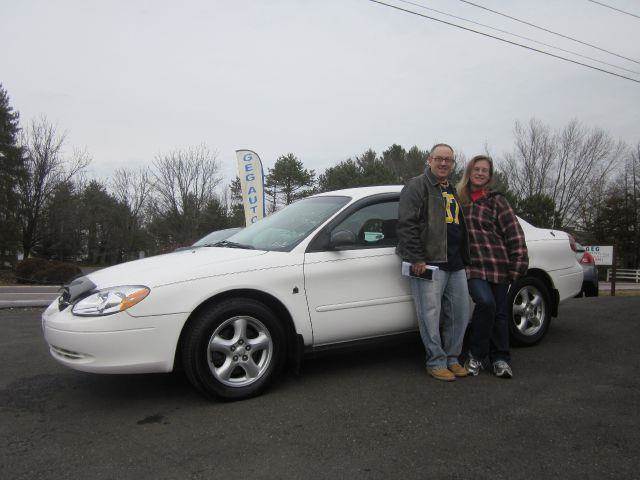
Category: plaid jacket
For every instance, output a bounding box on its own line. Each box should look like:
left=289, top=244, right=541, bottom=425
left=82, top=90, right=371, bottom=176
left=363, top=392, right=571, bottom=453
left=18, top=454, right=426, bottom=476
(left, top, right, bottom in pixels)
left=463, top=192, right=528, bottom=283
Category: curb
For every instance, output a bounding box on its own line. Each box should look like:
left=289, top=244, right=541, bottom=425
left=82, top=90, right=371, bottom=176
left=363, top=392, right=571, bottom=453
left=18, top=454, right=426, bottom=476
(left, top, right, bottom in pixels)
left=0, top=300, right=52, bottom=309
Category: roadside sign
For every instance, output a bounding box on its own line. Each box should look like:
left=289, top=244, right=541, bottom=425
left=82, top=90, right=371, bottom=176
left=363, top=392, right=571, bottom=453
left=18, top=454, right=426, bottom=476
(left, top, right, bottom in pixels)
left=584, top=245, right=613, bottom=266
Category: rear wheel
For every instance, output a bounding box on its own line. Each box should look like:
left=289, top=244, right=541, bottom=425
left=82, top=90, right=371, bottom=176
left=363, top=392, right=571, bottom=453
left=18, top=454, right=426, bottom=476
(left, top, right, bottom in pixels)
left=583, top=281, right=599, bottom=297
left=509, top=277, right=551, bottom=346
left=182, top=298, right=286, bottom=400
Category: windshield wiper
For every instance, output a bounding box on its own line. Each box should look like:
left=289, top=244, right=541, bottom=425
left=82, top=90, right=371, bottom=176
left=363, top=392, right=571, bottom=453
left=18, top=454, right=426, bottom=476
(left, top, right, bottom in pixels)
left=211, top=240, right=255, bottom=249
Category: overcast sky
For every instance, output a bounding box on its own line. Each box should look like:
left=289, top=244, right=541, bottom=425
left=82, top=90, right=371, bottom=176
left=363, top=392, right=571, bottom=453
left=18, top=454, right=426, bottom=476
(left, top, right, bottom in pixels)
left=2, top=0, right=639, bottom=186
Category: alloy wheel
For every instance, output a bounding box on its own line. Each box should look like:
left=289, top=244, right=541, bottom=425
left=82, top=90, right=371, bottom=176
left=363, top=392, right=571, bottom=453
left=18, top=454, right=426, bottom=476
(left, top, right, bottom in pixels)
left=206, top=316, right=273, bottom=387
left=512, top=285, right=546, bottom=337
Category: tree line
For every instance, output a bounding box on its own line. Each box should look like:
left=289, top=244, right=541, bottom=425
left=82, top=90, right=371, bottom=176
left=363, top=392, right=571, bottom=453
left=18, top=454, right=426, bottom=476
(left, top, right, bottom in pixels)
left=1, top=83, right=638, bottom=268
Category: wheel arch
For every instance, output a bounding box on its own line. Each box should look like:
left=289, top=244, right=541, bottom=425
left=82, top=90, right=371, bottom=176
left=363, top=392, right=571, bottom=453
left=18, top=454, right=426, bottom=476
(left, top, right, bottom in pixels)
left=524, top=268, right=559, bottom=317
left=173, top=289, right=301, bottom=371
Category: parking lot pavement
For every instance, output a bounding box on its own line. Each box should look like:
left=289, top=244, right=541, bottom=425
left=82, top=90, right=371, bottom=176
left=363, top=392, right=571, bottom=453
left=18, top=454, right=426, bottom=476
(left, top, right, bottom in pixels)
left=0, top=285, right=59, bottom=308
left=1, top=297, right=639, bottom=480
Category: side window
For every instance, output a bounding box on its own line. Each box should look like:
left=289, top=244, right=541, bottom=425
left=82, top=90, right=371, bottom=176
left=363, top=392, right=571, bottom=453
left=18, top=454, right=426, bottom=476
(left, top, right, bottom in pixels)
left=331, top=201, right=399, bottom=249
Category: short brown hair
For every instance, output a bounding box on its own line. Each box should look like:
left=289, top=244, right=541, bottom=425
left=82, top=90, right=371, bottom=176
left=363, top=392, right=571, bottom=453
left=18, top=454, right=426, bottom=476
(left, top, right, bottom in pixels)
left=428, top=143, right=454, bottom=157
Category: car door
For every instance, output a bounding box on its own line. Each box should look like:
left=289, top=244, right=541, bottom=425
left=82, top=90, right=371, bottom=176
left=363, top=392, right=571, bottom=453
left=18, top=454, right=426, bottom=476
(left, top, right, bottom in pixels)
left=303, top=196, right=416, bottom=346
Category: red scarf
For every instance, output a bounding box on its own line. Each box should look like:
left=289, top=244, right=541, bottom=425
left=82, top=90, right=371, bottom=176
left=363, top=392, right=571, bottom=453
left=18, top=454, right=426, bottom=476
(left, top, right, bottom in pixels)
left=470, top=189, right=488, bottom=202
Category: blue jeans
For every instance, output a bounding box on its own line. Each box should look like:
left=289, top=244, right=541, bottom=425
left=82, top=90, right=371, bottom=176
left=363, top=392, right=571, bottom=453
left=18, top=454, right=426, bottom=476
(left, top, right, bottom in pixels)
left=410, top=268, right=469, bottom=369
left=467, top=279, right=510, bottom=363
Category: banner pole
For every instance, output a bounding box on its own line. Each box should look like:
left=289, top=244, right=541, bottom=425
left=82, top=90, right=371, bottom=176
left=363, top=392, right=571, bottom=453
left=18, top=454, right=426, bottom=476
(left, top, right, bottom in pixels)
left=611, top=245, right=616, bottom=297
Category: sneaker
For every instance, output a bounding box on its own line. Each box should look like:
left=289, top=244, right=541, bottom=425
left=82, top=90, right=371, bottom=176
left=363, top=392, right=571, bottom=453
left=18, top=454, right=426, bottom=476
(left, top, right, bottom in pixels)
left=492, top=360, right=513, bottom=379
left=465, top=355, right=483, bottom=376
left=448, top=363, right=468, bottom=377
left=427, top=367, right=456, bottom=382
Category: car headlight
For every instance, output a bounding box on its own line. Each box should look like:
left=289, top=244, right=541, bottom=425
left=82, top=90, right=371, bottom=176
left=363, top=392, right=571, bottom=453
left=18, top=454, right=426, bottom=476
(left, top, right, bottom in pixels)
left=71, top=286, right=150, bottom=316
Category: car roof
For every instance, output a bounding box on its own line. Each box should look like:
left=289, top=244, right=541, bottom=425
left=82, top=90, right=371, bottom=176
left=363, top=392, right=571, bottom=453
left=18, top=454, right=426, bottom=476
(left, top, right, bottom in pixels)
left=310, top=187, right=546, bottom=235
left=311, top=185, right=403, bottom=200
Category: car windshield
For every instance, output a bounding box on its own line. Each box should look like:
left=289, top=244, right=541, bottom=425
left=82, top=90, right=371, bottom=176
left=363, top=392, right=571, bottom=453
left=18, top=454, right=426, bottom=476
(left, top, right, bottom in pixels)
left=222, top=196, right=351, bottom=251
left=193, top=228, right=242, bottom=247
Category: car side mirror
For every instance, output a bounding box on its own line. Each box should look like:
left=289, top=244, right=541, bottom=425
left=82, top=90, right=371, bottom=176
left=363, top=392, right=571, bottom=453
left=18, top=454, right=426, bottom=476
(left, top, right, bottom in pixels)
left=329, top=230, right=356, bottom=250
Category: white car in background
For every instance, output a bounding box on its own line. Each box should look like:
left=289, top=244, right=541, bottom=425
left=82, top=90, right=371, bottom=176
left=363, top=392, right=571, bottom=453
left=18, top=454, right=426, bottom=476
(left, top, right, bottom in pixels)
left=42, top=186, right=582, bottom=400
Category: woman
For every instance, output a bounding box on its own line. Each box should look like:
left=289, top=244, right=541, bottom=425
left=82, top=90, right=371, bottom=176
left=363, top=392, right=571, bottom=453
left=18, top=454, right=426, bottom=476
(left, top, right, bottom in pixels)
left=457, top=155, right=528, bottom=378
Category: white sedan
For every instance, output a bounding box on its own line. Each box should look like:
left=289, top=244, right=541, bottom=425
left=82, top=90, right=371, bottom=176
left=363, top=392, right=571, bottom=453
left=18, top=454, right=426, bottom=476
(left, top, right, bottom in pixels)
left=42, top=186, right=582, bottom=400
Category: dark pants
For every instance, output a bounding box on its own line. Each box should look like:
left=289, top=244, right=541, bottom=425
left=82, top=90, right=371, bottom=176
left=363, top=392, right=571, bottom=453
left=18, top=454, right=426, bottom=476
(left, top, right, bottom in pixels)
left=468, top=279, right=510, bottom=363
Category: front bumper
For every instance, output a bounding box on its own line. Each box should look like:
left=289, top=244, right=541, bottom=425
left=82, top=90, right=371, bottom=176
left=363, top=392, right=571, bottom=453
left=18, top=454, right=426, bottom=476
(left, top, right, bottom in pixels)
left=41, top=301, right=188, bottom=374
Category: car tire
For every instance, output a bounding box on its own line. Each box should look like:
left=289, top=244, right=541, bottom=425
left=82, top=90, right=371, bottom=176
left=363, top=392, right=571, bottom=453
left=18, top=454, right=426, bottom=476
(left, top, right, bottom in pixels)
left=182, top=298, right=286, bottom=400
left=584, top=281, right=599, bottom=297
left=509, top=276, right=551, bottom=346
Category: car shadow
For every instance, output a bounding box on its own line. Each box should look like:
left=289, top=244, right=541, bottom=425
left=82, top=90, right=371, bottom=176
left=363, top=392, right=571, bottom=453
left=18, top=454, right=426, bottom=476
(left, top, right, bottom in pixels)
left=294, top=334, right=425, bottom=376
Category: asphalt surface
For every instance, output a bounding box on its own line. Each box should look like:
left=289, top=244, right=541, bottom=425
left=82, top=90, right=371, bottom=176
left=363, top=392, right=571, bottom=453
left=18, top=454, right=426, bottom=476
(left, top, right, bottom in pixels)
left=1, top=298, right=639, bottom=480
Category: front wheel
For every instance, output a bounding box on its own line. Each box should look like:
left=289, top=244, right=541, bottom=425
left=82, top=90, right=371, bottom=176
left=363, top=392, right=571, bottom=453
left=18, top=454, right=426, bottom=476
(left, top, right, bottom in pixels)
left=509, top=277, right=551, bottom=346
left=182, top=298, right=286, bottom=400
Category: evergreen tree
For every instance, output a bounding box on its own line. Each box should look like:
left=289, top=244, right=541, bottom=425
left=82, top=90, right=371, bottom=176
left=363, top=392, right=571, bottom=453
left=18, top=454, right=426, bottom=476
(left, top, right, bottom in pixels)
left=40, top=181, right=83, bottom=261
left=229, top=177, right=245, bottom=226
left=355, top=149, right=396, bottom=186
left=264, top=173, right=279, bottom=214
left=317, top=159, right=360, bottom=192
left=200, top=196, right=231, bottom=236
left=404, top=146, right=429, bottom=181
left=0, top=84, right=25, bottom=259
left=516, top=193, right=558, bottom=229
left=79, top=180, right=122, bottom=264
left=491, top=169, right=519, bottom=208
left=589, top=189, right=635, bottom=266
left=381, top=144, right=428, bottom=184
left=382, top=144, right=407, bottom=181
left=266, top=153, right=315, bottom=207
left=318, top=149, right=396, bottom=192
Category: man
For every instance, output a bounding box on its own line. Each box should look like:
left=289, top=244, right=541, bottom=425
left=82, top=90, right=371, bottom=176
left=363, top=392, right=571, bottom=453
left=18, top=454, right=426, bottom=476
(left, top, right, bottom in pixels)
left=396, top=143, right=471, bottom=381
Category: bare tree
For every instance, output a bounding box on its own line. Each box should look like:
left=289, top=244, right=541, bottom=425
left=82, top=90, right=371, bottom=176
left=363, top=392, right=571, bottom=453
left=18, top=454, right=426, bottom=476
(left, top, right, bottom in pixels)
left=149, top=144, right=222, bottom=244
left=18, top=116, right=90, bottom=257
left=112, top=167, right=152, bottom=259
left=113, top=167, right=151, bottom=219
left=551, top=121, right=623, bottom=227
left=502, top=119, right=556, bottom=199
left=500, top=118, right=623, bottom=228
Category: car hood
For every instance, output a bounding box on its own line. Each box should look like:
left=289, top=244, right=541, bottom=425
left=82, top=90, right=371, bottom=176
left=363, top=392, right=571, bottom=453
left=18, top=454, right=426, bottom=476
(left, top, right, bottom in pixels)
left=85, top=247, right=268, bottom=288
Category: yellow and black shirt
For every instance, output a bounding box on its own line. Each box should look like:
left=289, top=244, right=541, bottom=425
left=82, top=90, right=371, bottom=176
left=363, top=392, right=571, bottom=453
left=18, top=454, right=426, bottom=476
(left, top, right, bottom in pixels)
left=431, top=183, right=465, bottom=271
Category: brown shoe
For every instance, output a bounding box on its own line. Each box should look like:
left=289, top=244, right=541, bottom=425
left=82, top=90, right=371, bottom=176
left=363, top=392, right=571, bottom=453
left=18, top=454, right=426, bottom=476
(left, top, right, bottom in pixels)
left=427, top=367, right=456, bottom=382
left=448, top=363, right=468, bottom=377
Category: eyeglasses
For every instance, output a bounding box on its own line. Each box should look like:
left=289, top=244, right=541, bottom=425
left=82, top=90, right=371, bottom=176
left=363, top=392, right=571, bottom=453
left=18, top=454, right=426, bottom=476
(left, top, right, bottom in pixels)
left=431, top=156, right=454, bottom=164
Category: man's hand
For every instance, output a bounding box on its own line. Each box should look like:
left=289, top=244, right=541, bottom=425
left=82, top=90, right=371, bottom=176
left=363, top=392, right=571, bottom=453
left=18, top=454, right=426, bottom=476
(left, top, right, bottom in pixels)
left=411, top=262, right=427, bottom=275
